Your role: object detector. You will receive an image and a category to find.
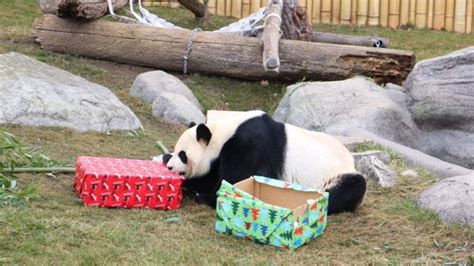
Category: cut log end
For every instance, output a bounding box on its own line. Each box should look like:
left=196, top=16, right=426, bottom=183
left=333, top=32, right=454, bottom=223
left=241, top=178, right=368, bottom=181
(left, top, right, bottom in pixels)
left=266, top=58, right=280, bottom=69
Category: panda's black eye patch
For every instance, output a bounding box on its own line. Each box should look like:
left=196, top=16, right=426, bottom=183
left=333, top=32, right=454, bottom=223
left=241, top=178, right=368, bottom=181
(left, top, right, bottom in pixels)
left=178, top=151, right=188, bottom=164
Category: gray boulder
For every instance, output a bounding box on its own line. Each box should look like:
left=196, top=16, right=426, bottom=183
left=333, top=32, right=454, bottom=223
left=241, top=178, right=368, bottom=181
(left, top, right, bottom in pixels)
left=405, top=47, right=474, bottom=169
left=347, top=128, right=472, bottom=179
left=273, top=77, right=420, bottom=148
left=405, top=47, right=474, bottom=132
left=0, top=52, right=142, bottom=132
left=417, top=173, right=474, bottom=226
left=130, top=70, right=201, bottom=109
left=152, top=93, right=205, bottom=126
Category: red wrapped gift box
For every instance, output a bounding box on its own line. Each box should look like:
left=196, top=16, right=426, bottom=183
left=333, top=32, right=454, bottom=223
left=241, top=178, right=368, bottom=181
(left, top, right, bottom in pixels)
left=74, top=156, right=184, bottom=210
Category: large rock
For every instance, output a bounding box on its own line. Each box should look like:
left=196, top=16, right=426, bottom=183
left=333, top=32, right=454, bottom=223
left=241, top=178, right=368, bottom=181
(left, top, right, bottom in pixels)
left=273, top=77, right=419, bottom=148
left=152, top=93, right=205, bottom=126
left=405, top=47, right=474, bottom=169
left=347, top=128, right=472, bottom=179
left=130, top=70, right=201, bottom=109
left=0, top=52, right=142, bottom=132
left=417, top=173, right=474, bottom=226
left=405, top=47, right=474, bottom=132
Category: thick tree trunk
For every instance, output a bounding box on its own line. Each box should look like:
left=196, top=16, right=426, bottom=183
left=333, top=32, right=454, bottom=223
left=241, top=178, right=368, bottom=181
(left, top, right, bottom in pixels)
left=54, top=0, right=127, bottom=20
left=262, top=0, right=283, bottom=75
left=32, top=15, right=415, bottom=84
left=281, top=0, right=313, bottom=41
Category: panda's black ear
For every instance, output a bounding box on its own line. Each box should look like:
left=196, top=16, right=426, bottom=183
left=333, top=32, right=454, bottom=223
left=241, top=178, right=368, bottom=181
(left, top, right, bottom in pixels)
left=196, top=124, right=212, bottom=145
left=188, top=122, right=197, bottom=128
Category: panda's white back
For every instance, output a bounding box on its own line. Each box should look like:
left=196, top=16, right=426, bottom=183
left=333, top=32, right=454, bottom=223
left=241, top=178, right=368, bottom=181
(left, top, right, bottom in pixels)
left=281, top=124, right=356, bottom=190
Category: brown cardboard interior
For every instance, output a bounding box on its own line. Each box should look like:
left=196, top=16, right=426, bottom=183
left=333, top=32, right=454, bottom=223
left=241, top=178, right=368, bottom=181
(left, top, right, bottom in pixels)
left=235, top=177, right=322, bottom=212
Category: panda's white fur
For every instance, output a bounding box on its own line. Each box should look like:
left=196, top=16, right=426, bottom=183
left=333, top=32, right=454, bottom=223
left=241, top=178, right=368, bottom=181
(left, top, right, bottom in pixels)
left=166, top=110, right=366, bottom=214
left=281, top=123, right=356, bottom=189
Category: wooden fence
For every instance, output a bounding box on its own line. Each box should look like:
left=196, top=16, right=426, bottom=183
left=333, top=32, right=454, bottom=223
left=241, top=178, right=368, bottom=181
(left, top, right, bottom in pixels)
left=144, top=0, right=474, bottom=33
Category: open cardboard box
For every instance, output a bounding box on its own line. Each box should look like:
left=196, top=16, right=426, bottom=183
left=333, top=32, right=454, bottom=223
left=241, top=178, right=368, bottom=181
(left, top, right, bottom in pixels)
left=215, top=176, right=328, bottom=250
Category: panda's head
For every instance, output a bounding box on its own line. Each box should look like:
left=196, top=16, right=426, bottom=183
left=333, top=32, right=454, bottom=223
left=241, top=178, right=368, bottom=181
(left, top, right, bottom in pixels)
left=166, top=122, right=213, bottom=179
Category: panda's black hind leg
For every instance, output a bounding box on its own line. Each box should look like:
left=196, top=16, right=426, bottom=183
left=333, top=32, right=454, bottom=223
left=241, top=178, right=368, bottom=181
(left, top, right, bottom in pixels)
left=325, top=173, right=366, bottom=215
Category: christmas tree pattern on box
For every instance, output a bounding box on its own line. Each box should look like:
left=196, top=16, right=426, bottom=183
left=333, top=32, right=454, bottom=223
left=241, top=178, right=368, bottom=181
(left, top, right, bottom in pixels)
left=215, top=176, right=328, bottom=250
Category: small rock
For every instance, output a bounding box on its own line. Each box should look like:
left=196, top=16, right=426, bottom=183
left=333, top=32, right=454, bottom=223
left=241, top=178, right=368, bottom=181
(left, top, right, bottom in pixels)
left=36, top=0, right=61, bottom=14
left=355, top=156, right=397, bottom=188
left=401, top=169, right=418, bottom=178
left=417, top=173, right=474, bottom=226
left=152, top=93, right=205, bottom=126
left=130, top=70, right=201, bottom=109
left=353, top=150, right=391, bottom=164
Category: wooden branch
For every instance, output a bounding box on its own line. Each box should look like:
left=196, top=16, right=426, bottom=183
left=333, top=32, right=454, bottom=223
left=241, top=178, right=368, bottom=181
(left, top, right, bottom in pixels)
left=32, top=15, right=415, bottom=84
left=177, top=0, right=207, bottom=18
left=262, top=0, right=283, bottom=75
left=55, top=0, right=127, bottom=20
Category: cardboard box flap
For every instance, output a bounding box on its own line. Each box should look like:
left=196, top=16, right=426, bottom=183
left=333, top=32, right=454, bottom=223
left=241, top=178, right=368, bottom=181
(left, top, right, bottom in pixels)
left=235, top=176, right=324, bottom=212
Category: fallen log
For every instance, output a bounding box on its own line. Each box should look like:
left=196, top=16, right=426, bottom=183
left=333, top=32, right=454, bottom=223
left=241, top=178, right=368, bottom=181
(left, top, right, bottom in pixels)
left=262, top=0, right=283, bottom=75
left=32, top=15, right=415, bottom=84
left=54, top=0, right=127, bottom=20
left=311, top=32, right=390, bottom=48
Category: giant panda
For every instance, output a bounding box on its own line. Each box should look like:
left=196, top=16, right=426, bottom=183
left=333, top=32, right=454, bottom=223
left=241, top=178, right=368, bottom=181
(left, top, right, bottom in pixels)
left=164, top=110, right=366, bottom=214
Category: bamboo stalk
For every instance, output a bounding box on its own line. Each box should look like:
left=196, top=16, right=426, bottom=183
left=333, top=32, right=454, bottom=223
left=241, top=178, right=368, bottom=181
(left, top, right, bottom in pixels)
left=332, top=0, right=341, bottom=24
left=427, top=0, right=434, bottom=28
left=224, top=0, right=232, bottom=16
left=388, top=0, right=400, bottom=27
left=233, top=0, right=242, bottom=17
left=351, top=0, right=359, bottom=24
left=242, top=0, right=251, bottom=16
left=216, top=0, right=225, bottom=15
left=454, top=0, right=467, bottom=32
left=306, top=0, right=314, bottom=23
left=321, top=0, right=332, bottom=23
left=446, top=0, right=455, bottom=31
left=312, top=0, right=322, bottom=23
left=433, top=0, right=446, bottom=30
left=357, top=0, right=369, bottom=25
left=416, top=0, right=428, bottom=28
left=400, top=0, right=410, bottom=25
left=408, top=0, right=416, bottom=23
left=208, top=0, right=217, bottom=14
left=2, top=167, right=76, bottom=173
left=467, top=0, right=473, bottom=33
left=380, top=0, right=389, bottom=26
left=250, top=0, right=260, bottom=12
left=156, top=141, right=170, bottom=154
left=368, top=0, right=381, bottom=26
left=340, top=0, right=352, bottom=24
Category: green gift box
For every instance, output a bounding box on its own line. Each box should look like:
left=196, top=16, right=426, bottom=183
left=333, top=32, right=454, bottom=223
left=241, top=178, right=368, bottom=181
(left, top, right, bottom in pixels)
left=215, top=176, right=329, bottom=250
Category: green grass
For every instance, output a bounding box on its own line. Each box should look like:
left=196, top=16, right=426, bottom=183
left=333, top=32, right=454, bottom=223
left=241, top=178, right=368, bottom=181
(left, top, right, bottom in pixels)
left=1, top=0, right=474, bottom=264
